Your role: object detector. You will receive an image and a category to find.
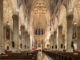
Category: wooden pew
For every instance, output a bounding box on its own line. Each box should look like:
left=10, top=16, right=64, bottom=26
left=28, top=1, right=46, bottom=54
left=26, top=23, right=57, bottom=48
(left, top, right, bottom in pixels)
left=0, top=50, right=38, bottom=60
left=43, top=50, right=80, bottom=60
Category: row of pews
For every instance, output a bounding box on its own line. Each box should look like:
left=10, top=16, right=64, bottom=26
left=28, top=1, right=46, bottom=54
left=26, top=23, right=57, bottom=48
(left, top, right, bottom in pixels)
left=43, top=50, right=80, bottom=60
left=0, top=50, right=38, bottom=60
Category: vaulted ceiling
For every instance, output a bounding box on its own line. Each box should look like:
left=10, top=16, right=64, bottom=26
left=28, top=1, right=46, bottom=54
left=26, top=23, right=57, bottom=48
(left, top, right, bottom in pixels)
left=3, top=0, right=80, bottom=42
left=3, top=0, right=56, bottom=41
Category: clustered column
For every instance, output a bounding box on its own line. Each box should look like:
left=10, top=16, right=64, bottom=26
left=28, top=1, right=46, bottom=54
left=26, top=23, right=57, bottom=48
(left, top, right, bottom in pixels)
left=12, top=14, right=19, bottom=52
left=58, top=26, right=63, bottom=51
left=66, top=14, right=73, bottom=52
left=54, top=31, right=57, bottom=50
left=21, top=25, right=25, bottom=51
left=52, top=35, right=54, bottom=50
left=77, top=26, right=80, bottom=50
left=25, top=32, right=30, bottom=51
left=0, top=0, right=5, bottom=54
left=62, top=35, right=65, bottom=50
left=49, top=35, right=54, bottom=50
left=25, top=31, right=28, bottom=50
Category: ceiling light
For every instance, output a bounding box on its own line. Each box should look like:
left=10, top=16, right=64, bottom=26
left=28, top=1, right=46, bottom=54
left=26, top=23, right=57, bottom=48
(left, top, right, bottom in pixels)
left=74, top=22, right=77, bottom=25
left=68, top=8, right=72, bottom=12
left=16, top=8, right=19, bottom=12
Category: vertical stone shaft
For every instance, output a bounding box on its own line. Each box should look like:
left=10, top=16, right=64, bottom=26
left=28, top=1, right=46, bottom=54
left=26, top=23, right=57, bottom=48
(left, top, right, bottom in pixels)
left=21, top=25, right=25, bottom=51
left=0, top=0, right=4, bottom=53
left=54, top=31, right=57, bottom=50
left=12, top=15, right=19, bottom=51
left=77, top=26, right=80, bottom=50
left=58, top=26, right=62, bottom=50
left=62, top=35, right=65, bottom=49
left=66, top=15, right=73, bottom=52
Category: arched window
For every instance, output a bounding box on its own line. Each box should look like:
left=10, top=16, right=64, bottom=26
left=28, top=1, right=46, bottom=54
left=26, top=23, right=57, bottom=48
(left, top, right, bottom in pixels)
left=35, top=29, right=45, bottom=35
left=56, top=0, right=58, bottom=5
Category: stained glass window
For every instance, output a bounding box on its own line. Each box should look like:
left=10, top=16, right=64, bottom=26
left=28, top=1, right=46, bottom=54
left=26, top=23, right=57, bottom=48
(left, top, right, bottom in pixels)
left=56, top=0, right=58, bottom=5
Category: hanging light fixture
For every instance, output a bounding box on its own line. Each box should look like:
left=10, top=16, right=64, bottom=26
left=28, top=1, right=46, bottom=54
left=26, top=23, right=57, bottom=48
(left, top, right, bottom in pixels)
left=74, top=21, right=77, bottom=25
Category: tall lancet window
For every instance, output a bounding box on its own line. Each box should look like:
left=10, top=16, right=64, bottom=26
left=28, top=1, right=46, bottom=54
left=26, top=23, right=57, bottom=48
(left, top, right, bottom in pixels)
left=6, top=21, right=10, bottom=40
left=56, top=0, right=58, bottom=5
left=24, top=0, right=26, bottom=4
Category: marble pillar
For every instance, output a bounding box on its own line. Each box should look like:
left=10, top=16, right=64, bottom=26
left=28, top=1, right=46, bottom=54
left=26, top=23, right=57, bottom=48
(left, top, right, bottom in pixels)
left=21, top=25, right=25, bottom=51
left=77, top=26, right=80, bottom=50
left=66, top=15, right=73, bottom=52
left=0, top=0, right=5, bottom=54
left=12, top=14, right=19, bottom=52
left=58, top=26, right=63, bottom=51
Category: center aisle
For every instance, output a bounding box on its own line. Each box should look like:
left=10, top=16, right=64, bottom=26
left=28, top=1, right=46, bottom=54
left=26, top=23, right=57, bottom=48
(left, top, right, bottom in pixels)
left=37, top=51, right=53, bottom=60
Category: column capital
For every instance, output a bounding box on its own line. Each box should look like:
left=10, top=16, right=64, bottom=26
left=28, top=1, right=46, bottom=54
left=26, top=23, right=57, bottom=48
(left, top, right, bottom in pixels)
left=12, top=14, right=18, bottom=21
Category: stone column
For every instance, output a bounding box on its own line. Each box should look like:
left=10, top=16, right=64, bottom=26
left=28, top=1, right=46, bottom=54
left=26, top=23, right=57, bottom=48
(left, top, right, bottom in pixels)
left=25, top=31, right=28, bottom=51
left=0, top=0, right=5, bottom=54
left=24, top=31, right=27, bottom=50
left=27, top=34, right=30, bottom=51
left=53, top=36, right=55, bottom=50
left=52, top=35, right=54, bottom=50
left=54, top=31, right=57, bottom=50
left=10, top=30, right=13, bottom=51
left=76, top=26, right=80, bottom=50
left=12, top=14, right=19, bottom=52
left=21, top=25, right=25, bottom=51
left=62, top=35, right=65, bottom=50
left=50, top=35, right=54, bottom=50
left=58, top=26, right=63, bottom=51
left=66, top=15, right=73, bottom=52
left=3, top=25, right=6, bottom=51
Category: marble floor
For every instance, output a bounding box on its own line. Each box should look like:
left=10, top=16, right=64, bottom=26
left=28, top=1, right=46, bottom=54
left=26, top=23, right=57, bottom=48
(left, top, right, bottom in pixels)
left=37, top=51, right=53, bottom=60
